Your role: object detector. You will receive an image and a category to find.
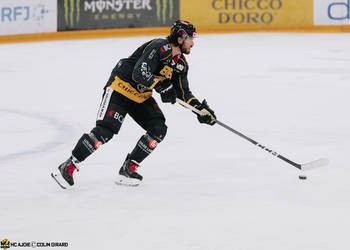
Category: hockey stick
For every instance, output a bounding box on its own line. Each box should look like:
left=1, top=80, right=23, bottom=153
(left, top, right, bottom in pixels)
left=176, top=98, right=329, bottom=171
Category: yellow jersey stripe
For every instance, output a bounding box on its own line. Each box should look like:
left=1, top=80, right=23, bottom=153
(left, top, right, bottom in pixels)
left=179, top=75, right=186, bottom=101
left=178, top=58, right=187, bottom=72
left=142, top=39, right=156, bottom=54
left=149, top=78, right=162, bottom=89
left=160, top=52, right=171, bottom=61
left=110, top=76, right=152, bottom=103
left=186, top=97, right=196, bottom=104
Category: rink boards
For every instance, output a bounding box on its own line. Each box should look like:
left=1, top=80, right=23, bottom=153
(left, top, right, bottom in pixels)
left=1, top=0, right=350, bottom=43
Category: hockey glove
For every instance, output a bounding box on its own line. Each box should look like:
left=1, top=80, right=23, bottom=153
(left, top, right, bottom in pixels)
left=160, top=84, right=177, bottom=104
left=154, top=78, right=177, bottom=104
left=195, top=99, right=216, bottom=125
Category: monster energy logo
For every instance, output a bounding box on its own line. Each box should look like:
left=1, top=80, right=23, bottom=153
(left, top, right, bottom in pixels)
left=64, top=0, right=80, bottom=27
left=63, top=0, right=174, bottom=27
left=156, top=0, right=173, bottom=24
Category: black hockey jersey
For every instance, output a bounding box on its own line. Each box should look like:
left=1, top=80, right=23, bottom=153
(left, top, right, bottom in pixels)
left=105, top=38, right=199, bottom=105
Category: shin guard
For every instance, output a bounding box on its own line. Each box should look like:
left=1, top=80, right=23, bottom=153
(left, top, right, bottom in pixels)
left=72, top=126, right=114, bottom=162
left=129, top=134, right=159, bottom=163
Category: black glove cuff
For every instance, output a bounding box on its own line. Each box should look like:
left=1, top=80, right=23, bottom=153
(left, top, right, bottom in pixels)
left=189, top=98, right=201, bottom=107
left=160, top=85, right=177, bottom=104
left=154, top=78, right=171, bottom=93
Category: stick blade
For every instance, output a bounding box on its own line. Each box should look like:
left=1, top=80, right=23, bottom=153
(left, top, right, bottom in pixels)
left=301, top=158, right=329, bottom=171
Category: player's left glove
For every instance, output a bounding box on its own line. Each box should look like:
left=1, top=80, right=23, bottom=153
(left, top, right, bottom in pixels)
left=195, top=99, right=216, bottom=126
left=154, top=78, right=177, bottom=104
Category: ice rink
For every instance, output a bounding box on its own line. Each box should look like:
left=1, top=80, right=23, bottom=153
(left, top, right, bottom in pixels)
left=1, top=32, right=349, bottom=249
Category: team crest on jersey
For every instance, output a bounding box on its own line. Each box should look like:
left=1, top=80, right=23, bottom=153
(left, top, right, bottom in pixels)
left=141, top=62, right=152, bottom=80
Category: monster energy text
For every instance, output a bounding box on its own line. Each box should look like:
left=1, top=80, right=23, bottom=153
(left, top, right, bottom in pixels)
left=63, top=0, right=175, bottom=27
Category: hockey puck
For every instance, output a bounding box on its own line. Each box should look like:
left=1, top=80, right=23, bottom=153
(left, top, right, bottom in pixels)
left=299, top=175, right=307, bottom=180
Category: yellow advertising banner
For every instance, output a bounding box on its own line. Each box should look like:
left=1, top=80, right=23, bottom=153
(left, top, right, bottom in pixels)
left=180, top=0, right=313, bottom=27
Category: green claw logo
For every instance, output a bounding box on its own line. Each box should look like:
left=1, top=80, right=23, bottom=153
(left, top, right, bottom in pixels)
left=156, top=0, right=174, bottom=24
left=64, top=0, right=80, bottom=27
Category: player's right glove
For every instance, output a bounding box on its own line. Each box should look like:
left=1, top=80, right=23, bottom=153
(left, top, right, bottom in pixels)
left=154, top=78, right=177, bottom=104
left=195, top=99, right=216, bottom=126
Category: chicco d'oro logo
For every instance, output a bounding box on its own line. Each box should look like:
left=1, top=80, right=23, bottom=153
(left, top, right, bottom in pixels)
left=1, top=239, right=10, bottom=250
left=63, top=0, right=174, bottom=27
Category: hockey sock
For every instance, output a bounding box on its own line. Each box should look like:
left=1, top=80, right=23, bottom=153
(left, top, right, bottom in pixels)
left=72, top=126, right=114, bottom=162
left=129, top=134, right=159, bottom=163
left=71, top=133, right=100, bottom=162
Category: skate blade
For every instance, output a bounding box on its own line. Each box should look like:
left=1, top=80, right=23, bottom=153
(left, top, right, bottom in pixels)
left=115, top=175, right=141, bottom=187
left=51, top=170, right=69, bottom=189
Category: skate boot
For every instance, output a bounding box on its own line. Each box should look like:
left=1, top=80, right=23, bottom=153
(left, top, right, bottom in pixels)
left=51, top=157, right=79, bottom=189
left=115, top=154, right=142, bottom=187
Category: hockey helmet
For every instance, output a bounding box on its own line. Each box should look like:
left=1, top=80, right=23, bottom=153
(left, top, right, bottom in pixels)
left=168, top=20, right=198, bottom=45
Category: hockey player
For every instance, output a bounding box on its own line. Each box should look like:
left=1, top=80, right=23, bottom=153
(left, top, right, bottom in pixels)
left=51, top=20, right=216, bottom=188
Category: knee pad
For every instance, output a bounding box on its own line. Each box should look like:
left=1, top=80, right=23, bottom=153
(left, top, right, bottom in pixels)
left=146, top=120, right=167, bottom=143
left=90, top=125, right=114, bottom=146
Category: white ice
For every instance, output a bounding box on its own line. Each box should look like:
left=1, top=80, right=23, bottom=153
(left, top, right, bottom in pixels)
left=1, top=33, right=349, bottom=250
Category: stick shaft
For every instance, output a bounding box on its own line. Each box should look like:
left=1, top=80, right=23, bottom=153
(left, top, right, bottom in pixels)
left=176, top=98, right=302, bottom=169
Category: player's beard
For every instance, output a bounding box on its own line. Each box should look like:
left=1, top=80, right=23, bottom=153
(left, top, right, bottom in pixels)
left=184, top=48, right=191, bottom=54
left=181, top=45, right=191, bottom=55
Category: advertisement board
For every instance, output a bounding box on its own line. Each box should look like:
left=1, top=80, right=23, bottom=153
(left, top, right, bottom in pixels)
left=58, top=0, right=179, bottom=31
left=314, top=0, right=350, bottom=25
left=0, top=0, right=57, bottom=35
left=180, top=0, right=313, bottom=27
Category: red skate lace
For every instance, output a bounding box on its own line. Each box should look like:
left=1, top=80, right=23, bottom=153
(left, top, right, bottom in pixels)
left=68, top=164, right=79, bottom=177
left=129, top=162, right=139, bottom=173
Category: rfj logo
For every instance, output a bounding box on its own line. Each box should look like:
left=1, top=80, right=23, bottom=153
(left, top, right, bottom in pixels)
left=0, top=4, right=49, bottom=23
left=314, top=0, right=350, bottom=25
left=63, top=0, right=174, bottom=27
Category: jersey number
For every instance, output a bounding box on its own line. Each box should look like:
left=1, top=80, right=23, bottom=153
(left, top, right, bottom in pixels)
left=160, top=65, right=173, bottom=79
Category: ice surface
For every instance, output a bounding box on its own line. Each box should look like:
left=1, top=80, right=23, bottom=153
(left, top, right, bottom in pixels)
left=1, top=33, right=350, bottom=250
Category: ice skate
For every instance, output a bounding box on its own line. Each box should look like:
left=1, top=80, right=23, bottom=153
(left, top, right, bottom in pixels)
left=51, top=157, right=79, bottom=189
left=115, top=154, right=142, bottom=187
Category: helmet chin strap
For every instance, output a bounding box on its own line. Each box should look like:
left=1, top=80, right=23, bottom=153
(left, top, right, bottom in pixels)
left=177, top=29, right=189, bottom=53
